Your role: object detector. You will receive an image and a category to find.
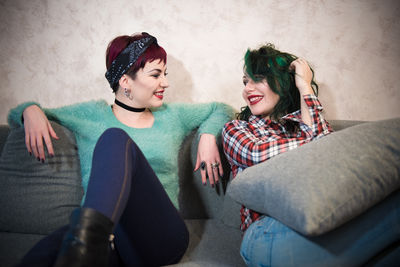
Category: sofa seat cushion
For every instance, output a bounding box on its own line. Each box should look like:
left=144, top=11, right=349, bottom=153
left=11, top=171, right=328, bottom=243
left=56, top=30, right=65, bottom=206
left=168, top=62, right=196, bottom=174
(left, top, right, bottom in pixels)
left=228, top=118, right=400, bottom=236
left=0, top=122, right=83, bottom=235
left=0, top=232, right=46, bottom=267
left=171, top=219, right=245, bottom=267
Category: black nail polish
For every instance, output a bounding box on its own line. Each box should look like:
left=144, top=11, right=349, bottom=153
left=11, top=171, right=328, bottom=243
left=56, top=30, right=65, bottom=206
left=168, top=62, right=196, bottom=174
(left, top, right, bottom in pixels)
left=37, top=157, right=40, bottom=161
left=41, top=159, right=45, bottom=163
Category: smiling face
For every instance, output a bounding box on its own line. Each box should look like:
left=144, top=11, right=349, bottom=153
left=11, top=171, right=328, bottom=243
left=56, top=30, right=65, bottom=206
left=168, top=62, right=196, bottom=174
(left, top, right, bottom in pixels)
left=242, top=74, right=280, bottom=120
left=124, top=59, right=168, bottom=108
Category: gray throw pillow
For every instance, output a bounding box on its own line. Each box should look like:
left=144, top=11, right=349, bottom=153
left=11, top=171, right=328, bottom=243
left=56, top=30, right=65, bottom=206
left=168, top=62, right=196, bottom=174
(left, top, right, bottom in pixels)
left=0, top=122, right=83, bottom=235
left=227, top=118, right=400, bottom=236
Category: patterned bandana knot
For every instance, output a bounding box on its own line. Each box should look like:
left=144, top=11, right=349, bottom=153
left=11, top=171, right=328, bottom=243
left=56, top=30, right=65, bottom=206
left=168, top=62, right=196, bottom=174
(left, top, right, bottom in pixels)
left=105, top=35, right=157, bottom=90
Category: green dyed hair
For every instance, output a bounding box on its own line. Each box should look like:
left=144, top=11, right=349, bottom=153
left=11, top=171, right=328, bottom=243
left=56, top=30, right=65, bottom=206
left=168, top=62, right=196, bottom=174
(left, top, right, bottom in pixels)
left=237, top=43, right=318, bottom=121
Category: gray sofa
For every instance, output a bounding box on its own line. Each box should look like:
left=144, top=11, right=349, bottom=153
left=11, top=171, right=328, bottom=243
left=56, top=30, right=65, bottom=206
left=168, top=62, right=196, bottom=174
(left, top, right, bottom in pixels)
left=0, top=119, right=399, bottom=267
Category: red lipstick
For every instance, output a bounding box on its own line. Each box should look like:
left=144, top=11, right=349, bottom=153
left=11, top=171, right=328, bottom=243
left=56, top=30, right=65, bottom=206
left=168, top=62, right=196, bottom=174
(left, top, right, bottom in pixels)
left=154, top=90, right=164, bottom=100
left=248, top=95, right=263, bottom=105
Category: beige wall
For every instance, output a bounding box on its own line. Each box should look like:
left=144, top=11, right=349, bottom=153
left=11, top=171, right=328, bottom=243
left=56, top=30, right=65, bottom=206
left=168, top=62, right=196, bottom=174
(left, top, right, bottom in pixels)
left=1, top=0, right=399, bottom=124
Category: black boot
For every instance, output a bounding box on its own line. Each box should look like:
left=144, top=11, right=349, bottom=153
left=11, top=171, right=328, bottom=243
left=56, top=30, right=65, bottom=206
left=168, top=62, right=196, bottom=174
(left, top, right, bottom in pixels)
left=54, top=207, right=114, bottom=267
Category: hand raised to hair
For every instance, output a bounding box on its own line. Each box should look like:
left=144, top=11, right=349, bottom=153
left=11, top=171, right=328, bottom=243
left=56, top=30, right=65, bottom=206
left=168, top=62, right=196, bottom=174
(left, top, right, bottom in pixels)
left=289, top=58, right=314, bottom=95
left=194, top=133, right=223, bottom=187
left=23, top=105, right=59, bottom=162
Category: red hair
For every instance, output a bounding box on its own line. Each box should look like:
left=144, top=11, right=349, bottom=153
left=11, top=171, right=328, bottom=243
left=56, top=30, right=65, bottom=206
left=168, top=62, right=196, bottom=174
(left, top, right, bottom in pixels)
left=105, top=33, right=167, bottom=86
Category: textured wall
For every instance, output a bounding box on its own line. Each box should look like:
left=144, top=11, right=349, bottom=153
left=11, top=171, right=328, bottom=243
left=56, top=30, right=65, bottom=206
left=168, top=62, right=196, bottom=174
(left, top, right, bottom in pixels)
left=0, top=0, right=399, bottom=124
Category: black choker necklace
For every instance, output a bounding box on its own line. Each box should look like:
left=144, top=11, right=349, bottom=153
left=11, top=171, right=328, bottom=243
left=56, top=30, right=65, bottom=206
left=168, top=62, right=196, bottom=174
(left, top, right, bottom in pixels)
left=114, top=99, right=146, bottom=112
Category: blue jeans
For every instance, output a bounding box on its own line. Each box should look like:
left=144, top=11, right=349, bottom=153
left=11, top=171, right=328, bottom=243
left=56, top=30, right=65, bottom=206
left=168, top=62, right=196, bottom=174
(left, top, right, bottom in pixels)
left=240, top=191, right=400, bottom=267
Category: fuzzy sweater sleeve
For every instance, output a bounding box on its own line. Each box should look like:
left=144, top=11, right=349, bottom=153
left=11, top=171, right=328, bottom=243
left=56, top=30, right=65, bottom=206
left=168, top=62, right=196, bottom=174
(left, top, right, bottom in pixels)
left=171, top=102, right=235, bottom=137
left=7, top=100, right=108, bottom=132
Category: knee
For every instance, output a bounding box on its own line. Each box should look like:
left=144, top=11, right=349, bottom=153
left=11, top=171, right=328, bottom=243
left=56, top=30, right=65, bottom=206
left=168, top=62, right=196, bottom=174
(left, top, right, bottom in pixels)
left=240, top=217, right=302, bottom=267
left=100, top=128, right=130, bottom=140
left=96, top=128, right=132, bottom=147
left=241, top=216, right=350, bottom=267
left=93, top=128, right=135, bottom=157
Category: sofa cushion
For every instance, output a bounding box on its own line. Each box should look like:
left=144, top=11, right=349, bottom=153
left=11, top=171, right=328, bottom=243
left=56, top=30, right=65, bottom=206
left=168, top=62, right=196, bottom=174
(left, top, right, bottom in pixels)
left=176, top=219, right=244, bottom=266
left=0, top=232, right=46, bottom=267
left=0, top=122, right=83, bottom=235
left=227, top=118, right=400, bottom=236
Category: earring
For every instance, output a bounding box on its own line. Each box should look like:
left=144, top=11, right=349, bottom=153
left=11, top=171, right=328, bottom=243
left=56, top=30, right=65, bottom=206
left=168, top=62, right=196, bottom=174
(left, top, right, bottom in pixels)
left=124, top=88, right=133, bottom=100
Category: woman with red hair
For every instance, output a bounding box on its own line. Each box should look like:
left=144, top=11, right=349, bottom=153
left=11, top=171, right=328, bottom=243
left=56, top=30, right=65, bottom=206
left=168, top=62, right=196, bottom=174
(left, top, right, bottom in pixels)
left=9, top=32, right=234, bottom=266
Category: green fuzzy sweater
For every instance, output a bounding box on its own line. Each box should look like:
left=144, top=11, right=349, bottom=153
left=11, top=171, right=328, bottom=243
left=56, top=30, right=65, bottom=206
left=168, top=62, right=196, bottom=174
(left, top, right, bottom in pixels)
left=8, top=100, right=234, bottom=207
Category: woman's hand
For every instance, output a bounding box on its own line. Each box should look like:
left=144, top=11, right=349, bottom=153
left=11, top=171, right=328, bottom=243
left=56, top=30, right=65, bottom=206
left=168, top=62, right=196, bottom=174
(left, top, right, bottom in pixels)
left=23, top=105, right=58, bottom=162
left=289, top=58, right=314, bottom=126
left=289, top=58, right=314, bottom=95
left=194, top=133, right=223, bottom=187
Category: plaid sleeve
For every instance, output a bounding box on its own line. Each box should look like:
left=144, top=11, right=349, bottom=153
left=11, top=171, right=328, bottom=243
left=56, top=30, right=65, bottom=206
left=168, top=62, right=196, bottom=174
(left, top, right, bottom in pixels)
left=223, top=120, right=257, bottom=169
left=222, top=120, right=304, bottom=170
left=303, top=94, right=334, bottom=138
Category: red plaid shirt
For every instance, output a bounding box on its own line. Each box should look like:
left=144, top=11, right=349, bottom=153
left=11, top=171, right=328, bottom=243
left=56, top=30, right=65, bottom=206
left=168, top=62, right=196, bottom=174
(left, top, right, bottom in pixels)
left=222, top=94, right=333, bottom=232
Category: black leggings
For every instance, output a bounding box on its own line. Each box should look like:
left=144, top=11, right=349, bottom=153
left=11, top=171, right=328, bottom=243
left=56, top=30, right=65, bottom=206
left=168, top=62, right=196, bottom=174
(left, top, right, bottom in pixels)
left=19, top=128, right=189, bottom=266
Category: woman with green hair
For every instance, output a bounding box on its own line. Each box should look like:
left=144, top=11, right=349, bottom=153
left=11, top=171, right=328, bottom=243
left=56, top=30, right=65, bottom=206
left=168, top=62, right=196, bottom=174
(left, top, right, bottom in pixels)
left=222, top=44, right=335, bottom=265
left=223, top=43, right=400, bottom=266
left=223, top=43, right=331, bottom=185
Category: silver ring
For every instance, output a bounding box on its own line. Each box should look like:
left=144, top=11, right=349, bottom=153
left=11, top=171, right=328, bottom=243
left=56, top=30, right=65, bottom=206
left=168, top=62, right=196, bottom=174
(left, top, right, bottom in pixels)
left=211, top=162, right=220, bottom=168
